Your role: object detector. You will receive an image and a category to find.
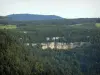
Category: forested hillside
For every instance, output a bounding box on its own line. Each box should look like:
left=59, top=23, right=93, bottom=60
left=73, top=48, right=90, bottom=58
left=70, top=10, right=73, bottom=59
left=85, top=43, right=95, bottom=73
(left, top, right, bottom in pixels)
left=0, top=30, right=83, bottom=75
left=0, top=18, right=100, bottom=75
left=0, top=15, right=100, bottom=25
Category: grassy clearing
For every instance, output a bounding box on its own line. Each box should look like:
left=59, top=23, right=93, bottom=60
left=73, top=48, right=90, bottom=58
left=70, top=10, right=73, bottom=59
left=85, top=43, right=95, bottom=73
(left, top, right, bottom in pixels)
left=96, top=23, right=100, bottom=28
left=0, top=25, right=17, bottom=29
left=69, top=23, right=96, bottom=29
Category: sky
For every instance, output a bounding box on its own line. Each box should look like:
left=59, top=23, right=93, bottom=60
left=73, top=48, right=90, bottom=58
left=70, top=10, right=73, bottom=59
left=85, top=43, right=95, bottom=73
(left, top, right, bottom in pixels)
left=0, top=0, right=100, bottom=18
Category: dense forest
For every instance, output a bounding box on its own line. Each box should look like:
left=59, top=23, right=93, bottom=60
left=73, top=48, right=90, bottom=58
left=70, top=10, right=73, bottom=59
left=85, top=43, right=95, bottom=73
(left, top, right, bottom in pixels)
left=0, top=16, right=100, bottom=75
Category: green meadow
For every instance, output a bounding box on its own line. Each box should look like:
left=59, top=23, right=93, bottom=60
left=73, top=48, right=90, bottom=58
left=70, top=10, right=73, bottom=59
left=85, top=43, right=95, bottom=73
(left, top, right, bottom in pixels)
left=0, top=25, right=16, bottom=29
left=96, top=23, right=100, bottom=28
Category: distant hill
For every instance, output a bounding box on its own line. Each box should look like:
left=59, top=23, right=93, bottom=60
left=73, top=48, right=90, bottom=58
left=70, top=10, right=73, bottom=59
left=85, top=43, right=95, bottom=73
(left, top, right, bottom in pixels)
left=1, top=14, right=100, bottom=25
left=7, top=14, right=64, bottom=21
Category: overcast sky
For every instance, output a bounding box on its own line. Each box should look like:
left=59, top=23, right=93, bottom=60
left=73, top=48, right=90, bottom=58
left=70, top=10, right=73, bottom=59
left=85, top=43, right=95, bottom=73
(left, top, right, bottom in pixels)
left=0, top=0, right=100, bottom=18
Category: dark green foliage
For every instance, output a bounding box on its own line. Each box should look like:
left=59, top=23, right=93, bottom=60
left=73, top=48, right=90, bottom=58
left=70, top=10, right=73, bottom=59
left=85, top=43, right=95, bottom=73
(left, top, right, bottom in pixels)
left=0, top=19, right=100, bottom=75
left=0, top=30, right=83, bottom=75
left=0, top=30, right=32, bottom=75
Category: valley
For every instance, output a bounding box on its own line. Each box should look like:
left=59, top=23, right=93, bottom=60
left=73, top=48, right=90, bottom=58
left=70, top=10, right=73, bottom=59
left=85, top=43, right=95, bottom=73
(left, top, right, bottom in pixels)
left=0, top=17, right=100, bottom=75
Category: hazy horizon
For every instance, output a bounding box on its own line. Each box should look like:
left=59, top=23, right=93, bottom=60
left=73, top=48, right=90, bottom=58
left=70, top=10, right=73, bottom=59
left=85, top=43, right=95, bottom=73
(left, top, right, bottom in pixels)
left=0, top=0, right=100, bottom=18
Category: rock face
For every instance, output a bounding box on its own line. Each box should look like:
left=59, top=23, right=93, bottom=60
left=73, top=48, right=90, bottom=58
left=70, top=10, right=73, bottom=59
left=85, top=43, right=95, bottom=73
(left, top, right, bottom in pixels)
left=41, top=42, right=69, bottom=50
left=29, top=42, right=89, bottom=50
left=41, top=42, right=90, bottom=50
left=24, top=36, right=90, bottom=50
